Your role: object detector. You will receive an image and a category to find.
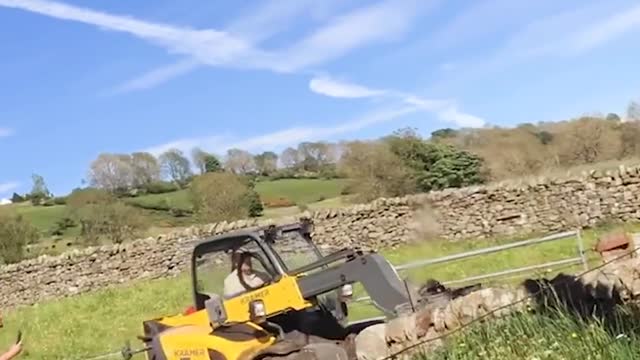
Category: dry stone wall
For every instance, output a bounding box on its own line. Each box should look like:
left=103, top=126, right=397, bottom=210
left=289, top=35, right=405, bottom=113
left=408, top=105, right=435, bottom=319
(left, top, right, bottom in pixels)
left=3, top=166, right=640, bottom=309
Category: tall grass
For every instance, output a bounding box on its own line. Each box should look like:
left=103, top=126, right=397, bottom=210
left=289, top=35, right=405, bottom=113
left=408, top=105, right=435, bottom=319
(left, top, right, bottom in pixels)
left=424, top=305, right=640, bottom=360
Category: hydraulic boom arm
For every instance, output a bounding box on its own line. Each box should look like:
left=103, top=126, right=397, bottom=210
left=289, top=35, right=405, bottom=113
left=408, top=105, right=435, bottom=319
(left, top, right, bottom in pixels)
left=296, top=252, right=413, bottom=317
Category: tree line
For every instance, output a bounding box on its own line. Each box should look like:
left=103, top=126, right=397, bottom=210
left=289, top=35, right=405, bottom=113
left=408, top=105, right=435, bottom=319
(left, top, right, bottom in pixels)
left=2, top=101, right=640, bottom=264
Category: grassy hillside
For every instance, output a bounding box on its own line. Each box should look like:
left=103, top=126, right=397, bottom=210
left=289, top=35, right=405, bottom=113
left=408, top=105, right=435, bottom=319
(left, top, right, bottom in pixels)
left=0, top=223, right=632, bottom=359
left=2, top=178, right=350, bottom=256
left=126, top=178, right=350, bottom=211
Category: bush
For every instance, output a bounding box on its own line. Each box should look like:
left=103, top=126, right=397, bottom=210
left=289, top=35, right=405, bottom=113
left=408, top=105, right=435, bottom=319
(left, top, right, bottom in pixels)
left=144, top=181, right=179, bottom=194
left=67, top=189, right=148, bottom=245
left=339, top=141, right=417, bottom=202
left=169, top=207, right=192, bottom=218
left=244, top=189, right=264, bottom=218
left=340, top=183, right=355, bottom=196
left=49, top=216, right=75, bottom=236
left=190, top=172, right=253, bottom=223
left=263, top=197, right=296, bottom=208
left=0, top=213, right=40, bottom=264
left=128, top=198, right=171, bottom=211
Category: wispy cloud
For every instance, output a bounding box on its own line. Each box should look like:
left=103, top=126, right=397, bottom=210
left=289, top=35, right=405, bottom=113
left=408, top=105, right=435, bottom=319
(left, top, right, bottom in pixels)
left=0, top=181, right=19, bottom=195
left=0, top=0, right=254, bottom=63
left=570, top=3, right=640, bottom=54
left=308, top=75, right=485, bottom=127
left=143, top=105, right=419, bottom=156
left=107, top=59, right=200, bottom=94
left=423, top=1, right=640, bottom=97
left=0, top=0, right=429, bottom=92
left=261, top=0, right=430, bottom=73
left=0, top=127, right=14, bottom=137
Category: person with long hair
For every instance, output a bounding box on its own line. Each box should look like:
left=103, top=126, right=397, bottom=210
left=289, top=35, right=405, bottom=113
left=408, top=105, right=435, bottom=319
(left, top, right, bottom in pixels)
left=223, top=251, right=269, bottom=298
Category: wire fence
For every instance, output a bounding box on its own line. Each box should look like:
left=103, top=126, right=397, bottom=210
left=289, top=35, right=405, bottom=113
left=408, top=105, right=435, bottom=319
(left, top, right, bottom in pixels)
left=381, top=244, right=640, bottom=359
left=353, top=230, right=588, bottom=305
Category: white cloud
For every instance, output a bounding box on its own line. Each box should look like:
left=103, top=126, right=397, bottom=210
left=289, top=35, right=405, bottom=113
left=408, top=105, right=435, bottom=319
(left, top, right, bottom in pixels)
left=144, top=135, right=228, bottom=157
left=143, top=106, right=419, bottom=156
left=308, top=75, right=485, bottom=128
left=309, top=76, right=386, bottom=98
left=0, top=0, right=428, bottom=92
left=436, top=107, right=485, bottom=128
left=0, top=127, right=14, bottom=137
left=0, top=198, right=11, bottom=206
left=0, top=181, right=20, bottom=195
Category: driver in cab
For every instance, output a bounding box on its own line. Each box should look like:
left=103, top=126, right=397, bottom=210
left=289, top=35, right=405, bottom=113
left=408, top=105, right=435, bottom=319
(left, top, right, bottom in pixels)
left=223, top=251, right=269, bottom=298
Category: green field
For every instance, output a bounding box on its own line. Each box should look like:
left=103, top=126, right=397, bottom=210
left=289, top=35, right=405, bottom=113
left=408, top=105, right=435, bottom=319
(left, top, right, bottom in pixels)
left=2, top=178, right=350, bottom=255
left=126, top=178, right=350, bottom=211
left=0, top=223, right=635, bottom=359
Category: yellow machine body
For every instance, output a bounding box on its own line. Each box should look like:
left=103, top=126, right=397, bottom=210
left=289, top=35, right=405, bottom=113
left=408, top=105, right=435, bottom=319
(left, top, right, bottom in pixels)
left=143, top=275, right=314, bottom=360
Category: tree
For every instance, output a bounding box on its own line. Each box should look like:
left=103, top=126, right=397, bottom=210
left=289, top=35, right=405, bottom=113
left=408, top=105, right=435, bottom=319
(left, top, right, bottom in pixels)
left=535, top=130, right=554, bottom=145
left=627, top=101, right=640, bottom=121
left=88, top=153, right=134, bottom=193
left=242, top=177, right=264, bottom=217
left=553, top=116, right=621, bottom=165
left=254, top=151, right=278, bottom=176
left=280, top=147, right=300, bottom=169
left=464, top=127, right=551, bottom=180
left=619, top=121, right=640, bottom=158
left=224, top=148, right=255, bottom=174
left=606, top=113, right=621, bottom=122
left=297, top=142, right=335, bottom=172
left=191, top=147, right=222, bottom=174
left=29, top=174, right=51, bottom=205
left=130, top=152, right=161, bottom=188
left=0, top=212, right=39, bottom=264
left=159, top=149, right=192, bottom=186
left=430, top=128, right=458, bottom=140
left=338, top=140, right=416, bottom=202
left=192, top=147, right=207, bottom=174
left=417, top=142, right=487, bottom=191
left=190, top=172, right=255, bottom=222
left=10, top=192, right=24, bottom=203
left=204, top=154, right=222, bottom=173
left=385, top=128, right=486, bottom=191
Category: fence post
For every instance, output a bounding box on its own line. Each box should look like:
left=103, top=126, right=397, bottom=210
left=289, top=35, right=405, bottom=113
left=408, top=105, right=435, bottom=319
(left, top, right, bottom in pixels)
left=576, top=229, right=588, bottom=271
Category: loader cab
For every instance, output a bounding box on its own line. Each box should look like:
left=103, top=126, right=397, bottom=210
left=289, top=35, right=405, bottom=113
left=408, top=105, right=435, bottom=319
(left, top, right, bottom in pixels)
left=190, top=220, right=348, bottom=323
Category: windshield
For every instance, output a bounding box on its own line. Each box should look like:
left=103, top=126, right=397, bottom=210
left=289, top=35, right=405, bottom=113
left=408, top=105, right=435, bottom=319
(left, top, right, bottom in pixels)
left=193, top=236, right=276, bottom=300
left=267, top=230, right=325, bottom=274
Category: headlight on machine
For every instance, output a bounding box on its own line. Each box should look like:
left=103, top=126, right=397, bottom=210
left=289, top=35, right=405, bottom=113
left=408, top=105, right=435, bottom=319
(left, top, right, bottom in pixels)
left=249, top=300, right=267, bottom=323
left=339, top=284, right=353, bottom=301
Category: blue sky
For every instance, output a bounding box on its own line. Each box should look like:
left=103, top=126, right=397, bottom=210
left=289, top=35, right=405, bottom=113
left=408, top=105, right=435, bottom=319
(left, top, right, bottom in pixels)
left=1, top=0, right=640, bottom=199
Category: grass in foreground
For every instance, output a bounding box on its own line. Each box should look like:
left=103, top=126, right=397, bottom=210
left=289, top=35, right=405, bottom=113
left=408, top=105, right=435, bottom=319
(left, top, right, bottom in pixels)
left=426, top=306, right=640, bottom=360
left=1, top=222, right=638, bottom=359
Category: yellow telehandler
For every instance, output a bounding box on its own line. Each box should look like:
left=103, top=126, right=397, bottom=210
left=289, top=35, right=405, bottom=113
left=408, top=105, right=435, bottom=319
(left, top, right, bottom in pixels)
left=128, top=219, right=430, bottom=360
